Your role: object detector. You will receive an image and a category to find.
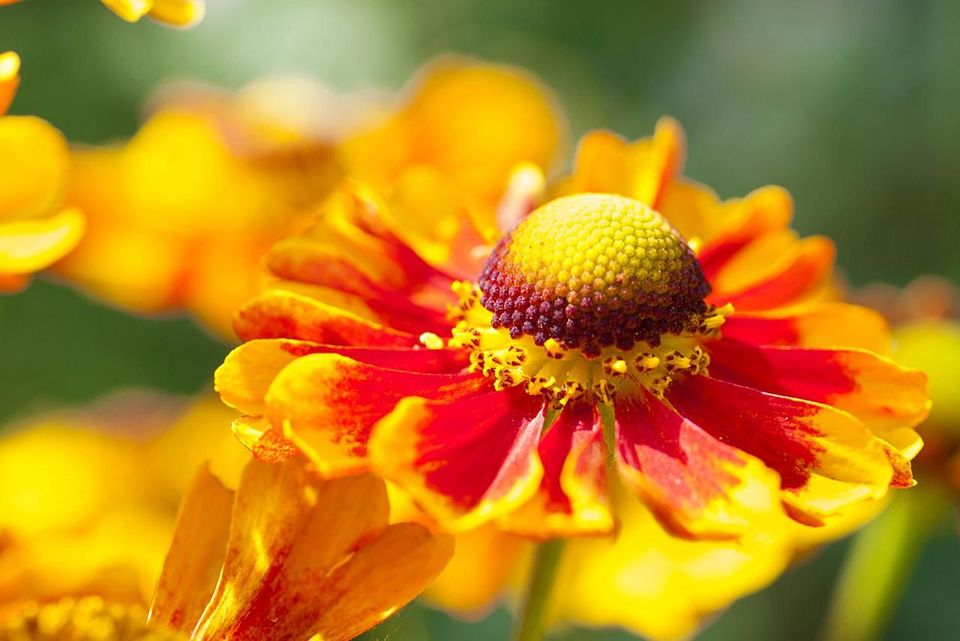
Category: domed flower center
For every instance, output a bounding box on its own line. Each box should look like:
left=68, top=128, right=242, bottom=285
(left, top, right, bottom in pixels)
left=478, top=193, right=710, bottom=355
left=422, top=194, right=731, bottom=406
left=0, top=597, right=184, bottom=641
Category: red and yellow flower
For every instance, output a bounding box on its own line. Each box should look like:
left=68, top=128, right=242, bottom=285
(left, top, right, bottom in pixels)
left=0, top=52, right=84, bottom=292
left=216, top=117, right=928, bottom=544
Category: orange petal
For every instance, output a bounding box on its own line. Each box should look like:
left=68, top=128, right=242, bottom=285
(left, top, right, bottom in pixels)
left=266, top=353, right=485, bottom=476
left=369, top=389, right=545, bottom=532
left=193, top=459, right=451, bottom=641
left=0, top=52, right=20, bottom=115
left=0, top=115, right=70, bottom=220
left=722, top=303, right=892, bottom=354
left=668, top=375, right=902, bottom=523
left=149, top=464, right=234, bottom=633
left=502, top=402, right=613, bottom=537
left=616, top=391, right=783, bottom=539
left=0, top=208, right=84, bottom=275
left=708, top=234, right=836, bottom=310
left=234, top=289, right=417, bottom=346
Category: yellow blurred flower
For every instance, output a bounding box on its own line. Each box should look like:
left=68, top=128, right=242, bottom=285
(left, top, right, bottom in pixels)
left=56, top=82, right=343, bottom=337
left=1, top=0, right=204, bottom=27
left=0, top=52, right=84, bottom=292
left=100, top=0, right=204, bottom=27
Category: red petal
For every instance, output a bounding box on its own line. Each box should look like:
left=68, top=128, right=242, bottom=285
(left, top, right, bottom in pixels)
left=708, top=340, right=929, bottom=432
left=615, top=390, right=781, bottom=538
left=267, top=354, right=486, bottom=475
left=666, top=375, right=902, bottom=523
left=502, top=401, right=613, bottom=537
left=369, top=388, right=546, bottom=531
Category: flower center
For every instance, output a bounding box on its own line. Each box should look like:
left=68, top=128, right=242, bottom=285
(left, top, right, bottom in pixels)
left=0, top=597, right=184, bottom=641
left=422, top=194, right=729, bottom=406
left=477, top=193, right=711, bottom=356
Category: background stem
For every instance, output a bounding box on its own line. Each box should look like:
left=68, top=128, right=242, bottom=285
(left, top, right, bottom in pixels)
left=512, top=539, right=566, bottom=641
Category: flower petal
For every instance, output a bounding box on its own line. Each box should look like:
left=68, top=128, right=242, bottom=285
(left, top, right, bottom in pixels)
left=266, top=353, right=485, bottom=476
left=149, top=464, right=233, bottom=633
left=708, top=340, right=929, bottom=442
left=233, top=289, right=417, bottom=346
left=667, top=375, right=903, bottom=523
left=708, top=234, right=835, bottom=310
left=215, top=338, right=467, bottom=416
left=0, top=208, right=84, bottom=276
left=0, top=52, right=20, bottom=115
left=147, top=0, right=205, bottom=27
left=615, top=390, right=784, bottom=539
left=369, top=388, right=545, bottom=531
left=722, top=303, right=892, bottom=353
left=501, top=402, right=613, bottom=537
left=193, top=459, right=451, bottom=641
left=0, top=115, right=70, bottom=220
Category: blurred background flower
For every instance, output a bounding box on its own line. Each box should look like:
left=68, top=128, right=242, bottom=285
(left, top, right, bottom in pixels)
left=2, top=1, right=960, bottom=640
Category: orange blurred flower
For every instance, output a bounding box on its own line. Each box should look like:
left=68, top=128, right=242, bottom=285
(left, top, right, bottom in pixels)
left=216, top=117, right=926, bottom=542
left=0, top=52, right=84, bottom=292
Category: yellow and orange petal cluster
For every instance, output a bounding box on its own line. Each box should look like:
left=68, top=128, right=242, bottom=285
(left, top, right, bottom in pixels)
left=0, top=397, right=451, bottom=641
left=0, top=52, right=84, bottom=292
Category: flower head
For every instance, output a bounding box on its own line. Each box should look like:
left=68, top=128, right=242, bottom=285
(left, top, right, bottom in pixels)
left=0, top=51, right=84, bottom=292
left=217, top=118, right=928, bottom=542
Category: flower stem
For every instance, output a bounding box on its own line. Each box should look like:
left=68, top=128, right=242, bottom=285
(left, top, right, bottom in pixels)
left=821, top=491, right=946, bottom=641
left=512, top=539, right=565, bottom=641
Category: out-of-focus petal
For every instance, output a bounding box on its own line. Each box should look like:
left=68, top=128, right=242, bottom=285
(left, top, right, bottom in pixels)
left=147, top=0, right=204, bottom=27
left=0, top=52, right=20, bottom=115
left=0, top=208, right=84, bottom=276
left=149, top=464, right=233, bottom=633
left=0, top=115, right=70, bottom=220
left=722, top=303, right=892, bottom=353
left=369, top=389, right=545, bottom=532
left=615, top=390, right=784, bottom=539
left=265, top=353, right=485, bottom=476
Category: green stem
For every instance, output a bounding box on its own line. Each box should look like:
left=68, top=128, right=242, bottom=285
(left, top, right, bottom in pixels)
left=820, top=491, right=946, bottom=641
left=512, top=539, right=566, bottom=641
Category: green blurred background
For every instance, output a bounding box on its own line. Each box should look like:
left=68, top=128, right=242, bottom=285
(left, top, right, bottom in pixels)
left=2, top=1, right=959, bottom=639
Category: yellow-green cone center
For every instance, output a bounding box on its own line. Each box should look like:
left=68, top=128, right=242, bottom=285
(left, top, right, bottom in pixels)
left=478, top=193, right=710, bottom=357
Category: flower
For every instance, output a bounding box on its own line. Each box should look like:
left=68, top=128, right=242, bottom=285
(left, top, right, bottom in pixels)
left=100, top=0, right=204, bottom=26
left=0, top=51, right=84, bottom=292
left=217, top=117, right=928, bottom=542
left=0, top=457, right=453, bottom=641
left=55, top=82, right=342, bottom=336
left=0, top=393, right=247, bottom=606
